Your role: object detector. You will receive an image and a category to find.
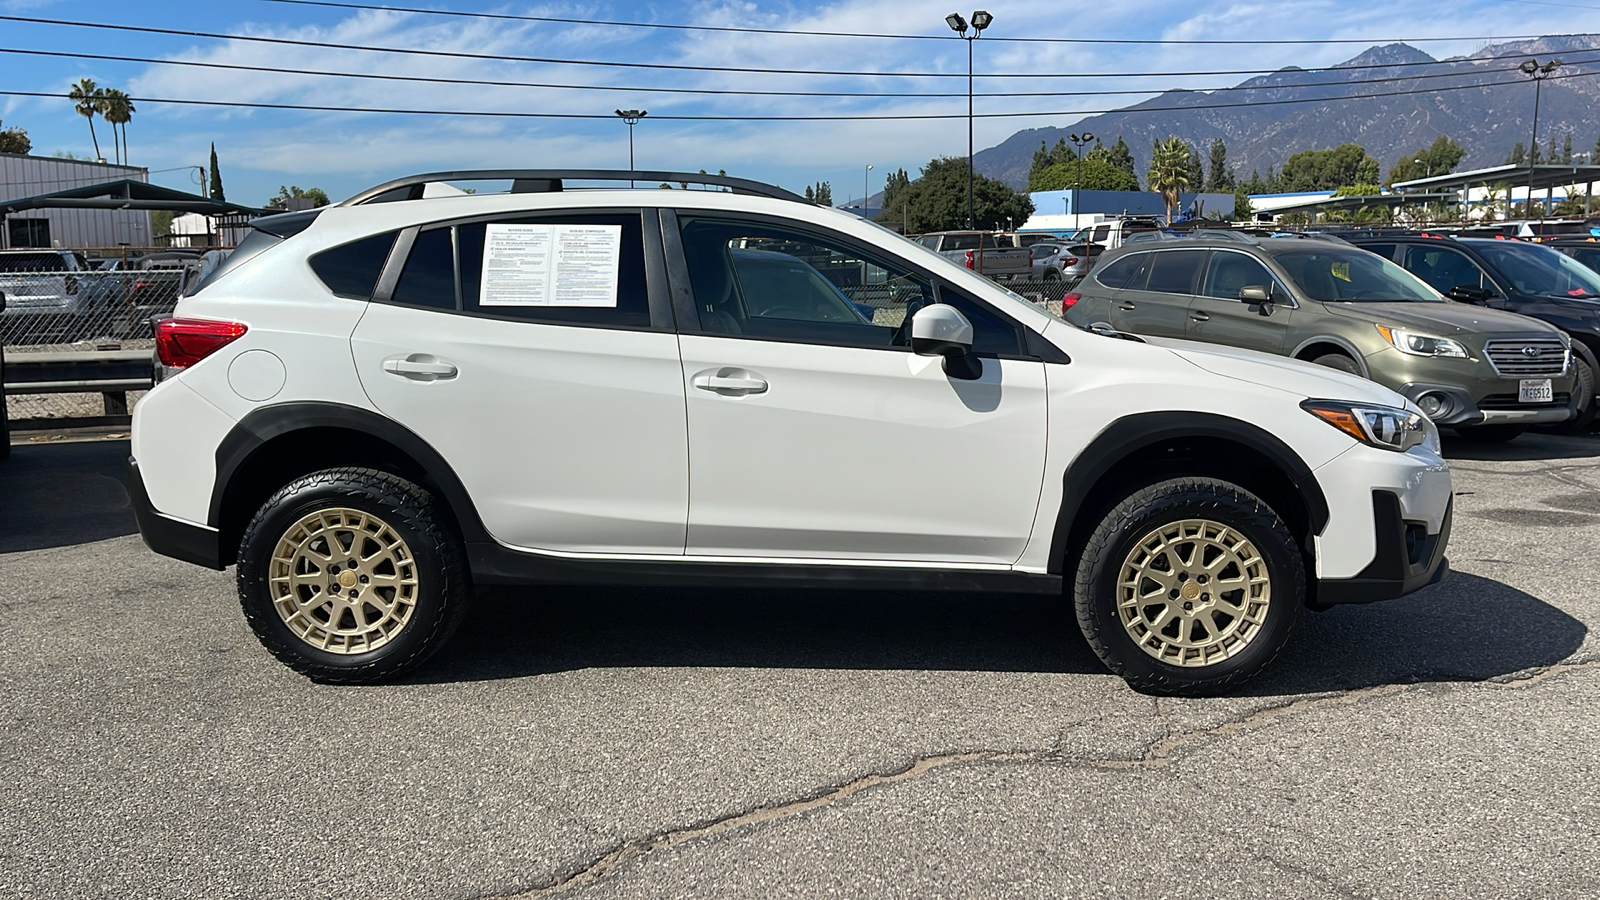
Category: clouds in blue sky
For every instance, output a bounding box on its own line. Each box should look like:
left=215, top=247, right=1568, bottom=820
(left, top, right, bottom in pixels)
left=0, top=0, right=1593, bottom=205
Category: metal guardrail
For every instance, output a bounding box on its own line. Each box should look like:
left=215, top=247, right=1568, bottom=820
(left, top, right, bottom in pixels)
left=2, top=349, right=154, bottom=435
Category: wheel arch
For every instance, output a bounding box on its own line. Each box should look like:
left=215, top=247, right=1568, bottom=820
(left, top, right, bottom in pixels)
left=1047, top=412, right=1330, bottom=596
left=1291, top=336, right=1370, bottom=377
left=210, top=402, right=488, bottom=567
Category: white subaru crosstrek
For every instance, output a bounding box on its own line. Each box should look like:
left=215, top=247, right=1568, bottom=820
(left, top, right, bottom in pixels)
left=128, top=170, right=1452, bottom=695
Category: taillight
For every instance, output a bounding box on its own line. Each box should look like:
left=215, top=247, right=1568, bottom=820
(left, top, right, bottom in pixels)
left=1064, top=257, right=1079, bottom=266
left=1062, top=292, right=1082, bottom=309
left=964, top=250, right=975, bottom=269
left=133, top=281, right=153, bottom=295
left=155, top=318, right=247, bottom=369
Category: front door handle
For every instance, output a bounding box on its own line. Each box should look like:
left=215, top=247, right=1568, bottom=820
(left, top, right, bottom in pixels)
left=1190, top=312, right=1211, bottom=322
left=692, top=367, right=768, bottom=396
left=1118, top=301, right=1137, bottom=311
left=382, top=354, right=458, bottom=382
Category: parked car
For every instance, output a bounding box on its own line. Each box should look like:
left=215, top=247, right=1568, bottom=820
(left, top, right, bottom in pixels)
left=915, top=231, right=1033, bottom=279
left=1346, top=234, right=1600, bottom=431
left=1064, top=231, right=1576, bottom=442
left=130, top=168, right=1453, bottom=695
left=1069, top=217, right=1163, bottom=251
left=1030, top=242, right=1104, bottom=284
left=0, top=249, right=91, bottom=317
left=1546, top=238, right=1600, bottom=275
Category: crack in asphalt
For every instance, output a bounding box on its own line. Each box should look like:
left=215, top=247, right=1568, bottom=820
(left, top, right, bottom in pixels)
left=486, top=658, right=1600, bottom=899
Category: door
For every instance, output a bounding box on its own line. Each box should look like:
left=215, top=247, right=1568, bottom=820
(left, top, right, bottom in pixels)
left=1114, top=249, right=1206, bottom=338
left=1186, top=249, right=1296, bottom=353
left=350, top=212, right=689, bottom=556
left=671, top=214, right=1048, bottom=565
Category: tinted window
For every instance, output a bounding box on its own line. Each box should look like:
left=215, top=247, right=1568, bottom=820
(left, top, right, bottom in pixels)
left=1092, top=225, right=1111, bottom=242
left=391, top=227, right=456, bottom=310
left=1144, top=250, right=1206, bottom=294
left=679, top=216, right=934, bottom=349
left=457, top=213, right=651, bottom=327
left=1566, top=247, right=1600, bottom=273
left=1402, top=246, right=1490, bottom=295
left=1358, top=243, right=1396, bottom=260
left=1094, top=252, right=1150, bottom=290
left=309, top=231, right=398, bottom=299
left=1473, top=241, right=1600, bottom=297
left=1201, top=252, right=1275, bottom=300
left=1277, top=247, right=1439, bottom=302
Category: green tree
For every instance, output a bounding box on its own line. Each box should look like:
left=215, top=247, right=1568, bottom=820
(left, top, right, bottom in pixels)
left=68, top=78, right=105, bottom=161
left=1529, top=141, right=1544, bottom=166
left=1029, top=158, right=1139, bottom=192
left=1028, top=138, right=1077, bottom=186
left=1106, top=136, right=1138, bottom=186
left=267, top=185, right=331, bottom=209
left=1147, top=136, right=1193, bottom=223
left=1563, top=132, right=1574, bottom=165
left=208, top=142, right=225, bottom=201
left=882, top=156, right=1033, bottom=233
left=1206, top=138, right=1235, bottom=192
left=0, top=119, right=30, bottom=155
left=1278, top=144, right=1380, bottom=192
left=804, top=185, right=815, bottom=202
left=1507, top=142, right=1526, bottom=166
left=1332, top=183, right=1383, bottom=198
left=1232, top=187, right=1253, bottom=222
left=100, top=88, right=135, bottom=165
left=880, top=168, right=910, bottom=215
left=1386, top=135, right=1465, bottom=187
left=809, top=181, right=832, bottom=205
left=1185, top=144, right=1205, bottom=195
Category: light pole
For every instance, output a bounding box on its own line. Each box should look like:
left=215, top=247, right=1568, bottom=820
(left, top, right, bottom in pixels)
left=1068, top=132, right=1094, bottom=233
left=615, top=109, right=647, bottom=186
left=863, top=164, right=873, bottom=216
left=946, top=10, right=992, bottom=230
left=1519, top=58, right=1559, bottom=220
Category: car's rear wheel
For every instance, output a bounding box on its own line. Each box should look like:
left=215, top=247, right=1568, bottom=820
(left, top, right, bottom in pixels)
left=1452, top=424, right=1526, bottom=443
left=1073, top=477, right=1304, bottom=696
left=1310, top=353, right=1362, bottom=376
left=236, top=468, right=469, bottom=683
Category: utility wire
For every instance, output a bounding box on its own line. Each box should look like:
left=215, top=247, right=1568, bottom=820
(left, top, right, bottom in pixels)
left=1, top=68, right=1592, bottom=121
left=259, top=0, right=1575, bottom=46
left=0, top=13, right=1583, bottom=80
left=5, top=45, right=1588, bottom=100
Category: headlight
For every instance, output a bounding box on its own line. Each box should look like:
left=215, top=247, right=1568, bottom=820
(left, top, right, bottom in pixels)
left=1376, top=324, right=1468, bottom=358
left=1302, top=400, right=1439, bottom=453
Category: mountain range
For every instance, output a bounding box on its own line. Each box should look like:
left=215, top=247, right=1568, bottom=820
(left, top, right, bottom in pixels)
left=974, top=34, right=1600, bottom=191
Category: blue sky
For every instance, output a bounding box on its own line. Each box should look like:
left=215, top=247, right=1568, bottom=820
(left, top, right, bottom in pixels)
left=1, top=0, right=1596, bottom=207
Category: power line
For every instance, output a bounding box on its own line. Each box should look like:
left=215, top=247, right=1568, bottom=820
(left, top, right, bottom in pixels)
left=0, top=13, right=1586, bottom=80
left=2, top=45, right=1584, bottom=101
left=1, top=68, right=1592, bottom=121
left=259, top=0, right=1578, bottom=46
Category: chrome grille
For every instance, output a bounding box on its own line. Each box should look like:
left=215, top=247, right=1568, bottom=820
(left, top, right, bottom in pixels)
left=1483, top=339, right=1568, bottom=376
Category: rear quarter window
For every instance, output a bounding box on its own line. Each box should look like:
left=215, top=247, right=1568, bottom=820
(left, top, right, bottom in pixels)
left=309, top=231, right=399, bottom=299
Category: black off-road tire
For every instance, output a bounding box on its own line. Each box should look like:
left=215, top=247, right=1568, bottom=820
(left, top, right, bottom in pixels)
left=236, top=467, right=470, bottom=684
left=1311, top=353, right=1362, bottom=377
left=1452, top=424, right=1526, bottom=443
left=1540, top=353, right=1596, bottom=434
left=1072, top=477, right=1305, bottom=697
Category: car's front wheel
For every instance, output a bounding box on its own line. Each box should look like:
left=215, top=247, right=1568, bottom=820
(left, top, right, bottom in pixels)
left=236, top=468, right=470, bottom=683
left=1073, top=478, right=1304, bottom=696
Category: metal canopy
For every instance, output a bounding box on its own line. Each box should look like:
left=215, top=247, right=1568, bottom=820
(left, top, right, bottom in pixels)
left=1391, top=164, right=1600, bottom=194
left=1266, top=192, right=1458, bottom=215
left=0, top=179, right=268, bottom=217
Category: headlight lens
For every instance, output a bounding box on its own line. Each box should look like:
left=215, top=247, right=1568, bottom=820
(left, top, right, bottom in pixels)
left=1302, top=400, right=1438, bottom=453
left=1376, top=324, right=1468, bottom=358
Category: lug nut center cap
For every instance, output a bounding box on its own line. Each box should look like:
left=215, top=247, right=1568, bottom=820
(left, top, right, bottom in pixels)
left=338, top=570, right=359, bottom=588
left=1180, top=582, right=1201, bottom=602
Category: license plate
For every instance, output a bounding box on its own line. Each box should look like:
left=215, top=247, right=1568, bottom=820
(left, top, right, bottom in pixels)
left=1519, top=379, right=1553, bottom=403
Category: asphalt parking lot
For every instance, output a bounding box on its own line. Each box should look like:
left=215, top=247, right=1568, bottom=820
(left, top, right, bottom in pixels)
left=1, top=434, right=1596, bottom=899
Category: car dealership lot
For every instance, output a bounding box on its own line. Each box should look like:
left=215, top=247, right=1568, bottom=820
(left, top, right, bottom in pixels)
left=1, top=436, right=1596, bottom=899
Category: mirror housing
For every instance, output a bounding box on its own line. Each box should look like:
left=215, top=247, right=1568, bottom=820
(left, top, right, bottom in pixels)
left=1240, top=284, right=1273, bottom=315
left=911, top=303, right=981, bottom=380
left=1448, top=284, right=1491, bottom=304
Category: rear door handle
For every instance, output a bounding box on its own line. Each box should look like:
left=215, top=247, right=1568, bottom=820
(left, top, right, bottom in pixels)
left=1190, top=312, right=1211, bottom=322
left=382, top=354, right=458, bottom=381
left=1118, top=301, right=1137, bottom=311
left=692, top=367, right=768, bottom=395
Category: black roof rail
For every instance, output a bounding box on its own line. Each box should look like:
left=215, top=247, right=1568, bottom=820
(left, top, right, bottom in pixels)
left=338, top=169, right=808, bottom=207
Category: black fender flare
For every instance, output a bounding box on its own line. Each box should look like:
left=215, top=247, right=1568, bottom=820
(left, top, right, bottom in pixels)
left=1045, top=411, right=1330, bottom=575
left=210, top=401, right=490, bottom=542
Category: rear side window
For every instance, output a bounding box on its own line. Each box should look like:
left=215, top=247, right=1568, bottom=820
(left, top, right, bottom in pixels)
left=1094, top=252, right=1151, bottom=290
left=391, top=228, right=457, bottom=310
left=1357, top=243, right=1395, bottom=260
left=457, top=213, right=650, bottom=328
left=309, top=231, right=398, bottom=299
left=1145, top=250, right=1206, bottom=294
left=0, top=253, right=68, bottom=273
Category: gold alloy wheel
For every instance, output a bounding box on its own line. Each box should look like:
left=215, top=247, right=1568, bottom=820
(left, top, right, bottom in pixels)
left=268, top=508, right=419, bottom=654
left=1116, top=518, right=1271, bottom=667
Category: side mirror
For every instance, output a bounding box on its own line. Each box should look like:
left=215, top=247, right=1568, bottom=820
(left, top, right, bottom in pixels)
left=1448, top=284, right=1491, bottom=304
left=1240, top=284, right=1274, bottom=315
left=911, top=303, right=981, bottom=380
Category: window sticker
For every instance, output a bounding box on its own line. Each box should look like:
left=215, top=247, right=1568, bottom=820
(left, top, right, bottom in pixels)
left=1331, top=262, right=1351, bottom=283
left=480, top=223, right=622, bottom=307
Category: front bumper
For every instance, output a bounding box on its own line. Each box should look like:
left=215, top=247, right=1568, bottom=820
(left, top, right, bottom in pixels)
left=1394, top=381, right=1573, bottom=427
left=1315, top=491, right=1451, bottom=607
left=126, top=457, right=224, bottom=570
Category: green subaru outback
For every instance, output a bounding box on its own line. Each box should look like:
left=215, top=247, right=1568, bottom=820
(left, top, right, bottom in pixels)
left=1063, top=232, right=1576, bottom=441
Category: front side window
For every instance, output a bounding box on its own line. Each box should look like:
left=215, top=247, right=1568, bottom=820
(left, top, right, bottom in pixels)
left=1276, top=247, right=1441, bottom=303
left=1200, top=252, right=1276, bottom=300
left=1474, top=242, right=1600, bottom=298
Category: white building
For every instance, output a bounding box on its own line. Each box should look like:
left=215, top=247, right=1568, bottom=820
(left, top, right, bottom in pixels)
left=0, top=153, right=153, bottom=249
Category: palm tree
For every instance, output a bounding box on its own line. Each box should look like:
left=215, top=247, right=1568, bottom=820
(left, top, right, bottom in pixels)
left=101, top=89, right=135, bottom=165
left=68, top=78, right=105, bottom=161
left=1147, top=137, right=1193, bottom=224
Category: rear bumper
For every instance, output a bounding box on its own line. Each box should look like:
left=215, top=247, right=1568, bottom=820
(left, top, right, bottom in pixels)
left=126, top=457, right=224, bottom=570
left=1314, top=491, right=1450, bottom=607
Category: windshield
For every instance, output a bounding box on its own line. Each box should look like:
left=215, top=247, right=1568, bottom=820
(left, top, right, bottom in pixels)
left=1274, top=247, right=1442, bottom=302
left=1472, top=241, right=1600, bottom=298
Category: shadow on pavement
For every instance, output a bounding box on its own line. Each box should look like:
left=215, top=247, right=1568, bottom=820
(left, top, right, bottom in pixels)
left=0, top=439, right=135, bottom=554
left=420, top=571, right=1585, bottom=695
left=1443, top=430, right=1599, bottom=462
